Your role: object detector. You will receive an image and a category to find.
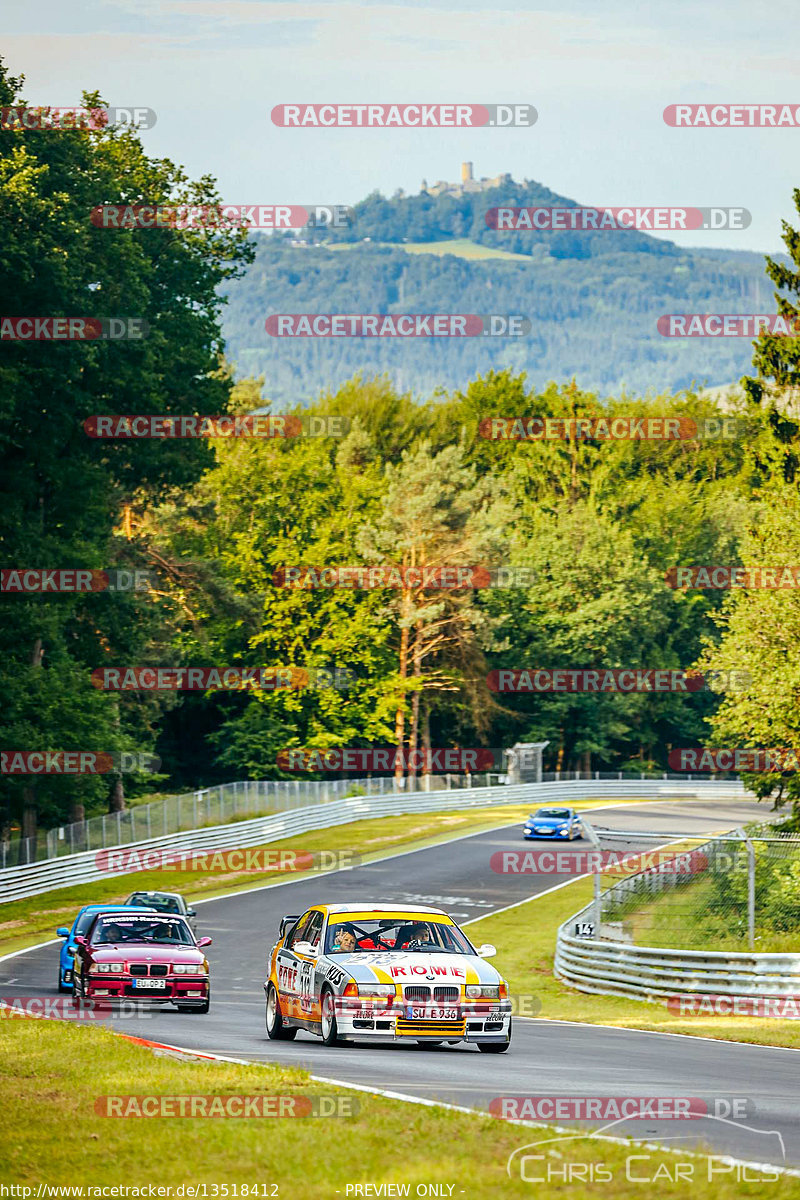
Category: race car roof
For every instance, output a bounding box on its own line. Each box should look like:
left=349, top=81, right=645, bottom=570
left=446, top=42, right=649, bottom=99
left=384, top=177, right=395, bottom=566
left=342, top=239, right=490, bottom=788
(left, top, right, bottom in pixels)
left=324, top=902, right=447, bottom=916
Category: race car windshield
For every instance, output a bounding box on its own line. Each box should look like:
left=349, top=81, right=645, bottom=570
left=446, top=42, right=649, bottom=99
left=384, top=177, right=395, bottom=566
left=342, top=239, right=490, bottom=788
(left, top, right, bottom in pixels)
left=325, top=919, right=473, bottom=955
left=93, top=917, right=194, bottom=945
left=75, top=910, right=104, bottom=936
left=535, top=809, right=571, bottom=819
left=129, top=894, right=181, bottom=913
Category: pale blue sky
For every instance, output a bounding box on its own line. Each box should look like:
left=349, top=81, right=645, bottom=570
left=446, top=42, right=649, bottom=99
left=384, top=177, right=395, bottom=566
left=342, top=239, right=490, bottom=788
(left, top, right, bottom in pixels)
left=3, top=0, right=798, bottom=251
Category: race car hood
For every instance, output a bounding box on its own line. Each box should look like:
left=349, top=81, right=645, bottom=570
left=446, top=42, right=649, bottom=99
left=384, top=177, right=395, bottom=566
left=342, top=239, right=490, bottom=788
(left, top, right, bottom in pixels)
left=328, top=951, right=501, bottom=987
left=528, top=815, right=569, bottom=827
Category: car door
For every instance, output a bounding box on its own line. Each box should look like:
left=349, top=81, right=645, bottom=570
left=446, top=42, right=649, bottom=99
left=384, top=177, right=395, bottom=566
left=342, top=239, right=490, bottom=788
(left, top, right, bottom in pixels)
left=296, top=910, right=324, bottom=1020
left=275, top=910, right=312, bottom=1019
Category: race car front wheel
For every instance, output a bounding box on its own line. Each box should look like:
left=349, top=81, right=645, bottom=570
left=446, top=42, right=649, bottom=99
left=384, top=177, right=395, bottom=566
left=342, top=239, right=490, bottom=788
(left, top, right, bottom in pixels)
left=320, top=987, right=341, bottom=1046
left=265, top=984, right=297, bottom=1040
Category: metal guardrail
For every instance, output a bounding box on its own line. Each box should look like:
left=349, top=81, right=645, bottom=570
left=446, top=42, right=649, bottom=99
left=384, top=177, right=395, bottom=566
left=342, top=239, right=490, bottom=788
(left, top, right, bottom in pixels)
left=555, top=818, right=800, bottom=1003
left=4, top=771, right=507, bottom=867
left=0, top=778, right=745, bottom=903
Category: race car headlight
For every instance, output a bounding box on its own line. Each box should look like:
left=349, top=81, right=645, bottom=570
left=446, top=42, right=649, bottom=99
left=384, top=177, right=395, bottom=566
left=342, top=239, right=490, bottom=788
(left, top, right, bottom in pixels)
left=466, top=985, right=501, bottom=999
left=94, top=962, right=125, bottom=973
left=173, top=963, right=203, bottom=974
left=357, top=984, right=395, bottom=998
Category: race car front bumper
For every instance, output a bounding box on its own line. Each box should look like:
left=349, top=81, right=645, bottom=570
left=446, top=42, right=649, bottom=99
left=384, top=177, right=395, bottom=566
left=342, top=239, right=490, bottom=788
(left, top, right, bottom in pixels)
left=334, top=998, right=512, bottom=1042
left=83, top=975, right=209, bottom=1004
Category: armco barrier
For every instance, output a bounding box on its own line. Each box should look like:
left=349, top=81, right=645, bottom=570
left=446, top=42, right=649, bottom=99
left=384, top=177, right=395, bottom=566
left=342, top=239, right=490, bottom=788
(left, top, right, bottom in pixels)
left=0, top=778, right=746, bottom=904
left=555, top=819, right=800, bottom=1004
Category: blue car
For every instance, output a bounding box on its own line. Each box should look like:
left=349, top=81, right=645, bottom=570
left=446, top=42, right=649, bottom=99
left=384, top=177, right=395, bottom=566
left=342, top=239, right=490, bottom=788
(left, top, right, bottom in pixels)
left=523, top=807, right=583, bottom=840
left=56, top=903, right=155, bottom=992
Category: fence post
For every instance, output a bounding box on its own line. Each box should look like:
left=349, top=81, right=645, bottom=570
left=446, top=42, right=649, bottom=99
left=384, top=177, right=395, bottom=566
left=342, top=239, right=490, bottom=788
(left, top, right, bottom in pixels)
left=593, top=872, right=602, bottom=936
left=745, top=835, right=755, bottom=950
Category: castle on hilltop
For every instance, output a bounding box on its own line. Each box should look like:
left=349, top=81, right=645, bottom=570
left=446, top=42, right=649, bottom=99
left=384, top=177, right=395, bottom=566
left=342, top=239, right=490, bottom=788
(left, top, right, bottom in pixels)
left=420, top=162, right=512, bottom=198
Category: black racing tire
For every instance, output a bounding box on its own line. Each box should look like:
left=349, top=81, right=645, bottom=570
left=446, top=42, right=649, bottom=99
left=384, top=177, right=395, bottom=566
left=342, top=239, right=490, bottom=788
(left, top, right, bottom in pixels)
left=265, top=983, right=297, bottom=1040
left=70, top=970, right=84, bottom=1004
left=320, top=987, right=341, bottom=1046
left=58, top=973, right=71, bottom=994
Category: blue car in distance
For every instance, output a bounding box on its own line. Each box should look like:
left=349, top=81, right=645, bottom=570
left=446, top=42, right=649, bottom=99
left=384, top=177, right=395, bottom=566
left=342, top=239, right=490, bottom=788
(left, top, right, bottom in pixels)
left=56, top=903, right=155, bottom=992
left=523, top=807, right=583, bottom=840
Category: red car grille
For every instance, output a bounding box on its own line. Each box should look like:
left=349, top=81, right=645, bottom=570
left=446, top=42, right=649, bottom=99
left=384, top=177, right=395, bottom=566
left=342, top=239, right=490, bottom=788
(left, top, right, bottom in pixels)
left=128, top=963, right=169, bottom=976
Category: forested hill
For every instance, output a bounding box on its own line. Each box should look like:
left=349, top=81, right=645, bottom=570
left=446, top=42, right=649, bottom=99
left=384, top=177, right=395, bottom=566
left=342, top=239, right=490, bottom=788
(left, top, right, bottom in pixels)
left=221, top=176, right=773, bottom=405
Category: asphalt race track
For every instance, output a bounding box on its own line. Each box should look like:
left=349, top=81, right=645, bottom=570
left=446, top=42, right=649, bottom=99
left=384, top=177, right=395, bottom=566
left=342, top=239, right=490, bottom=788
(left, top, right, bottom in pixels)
left=3, top=797, right=799, bottom=1171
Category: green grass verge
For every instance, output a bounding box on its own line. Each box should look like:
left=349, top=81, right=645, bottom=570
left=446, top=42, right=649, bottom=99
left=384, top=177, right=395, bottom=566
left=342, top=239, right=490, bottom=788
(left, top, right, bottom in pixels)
left=0, top=1018, right=789, bottom=1195
left=469, top=877, right=800, bottom=1049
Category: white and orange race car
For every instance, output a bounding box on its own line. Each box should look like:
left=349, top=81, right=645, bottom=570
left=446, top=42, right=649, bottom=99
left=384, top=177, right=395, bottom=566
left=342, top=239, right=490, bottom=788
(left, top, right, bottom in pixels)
left=263, top=902, right=511, bottom=1051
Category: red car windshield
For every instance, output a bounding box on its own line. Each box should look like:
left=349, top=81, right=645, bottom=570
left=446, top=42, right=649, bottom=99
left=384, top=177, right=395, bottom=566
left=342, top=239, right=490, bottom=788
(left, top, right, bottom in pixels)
left=92, top=916, right=194, bottom=945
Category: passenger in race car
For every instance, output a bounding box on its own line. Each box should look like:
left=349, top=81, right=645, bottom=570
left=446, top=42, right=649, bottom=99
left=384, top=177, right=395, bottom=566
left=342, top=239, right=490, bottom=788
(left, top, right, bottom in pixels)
left=331, top=925, right=357, bottom=953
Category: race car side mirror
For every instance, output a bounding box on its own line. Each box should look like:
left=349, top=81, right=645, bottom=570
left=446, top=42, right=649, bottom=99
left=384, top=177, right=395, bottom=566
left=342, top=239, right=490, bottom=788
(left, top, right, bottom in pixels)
left=280, top=914, right=301, bottom=939
left=74, top=936, right=87, bottom=947
left=57, top=927, right=70, bottom=937
left=197, top=937, right=212, bottom=948
left=477, top=944, right=496, bottom=958
left=292, top=941, right=317, bottom=957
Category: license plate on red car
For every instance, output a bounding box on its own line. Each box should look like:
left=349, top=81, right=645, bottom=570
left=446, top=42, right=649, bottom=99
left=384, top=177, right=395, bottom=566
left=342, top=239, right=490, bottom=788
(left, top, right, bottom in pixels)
left=405, top=1006, right=459, bottom=1020
left=132, top=979, right=167, bottom=989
